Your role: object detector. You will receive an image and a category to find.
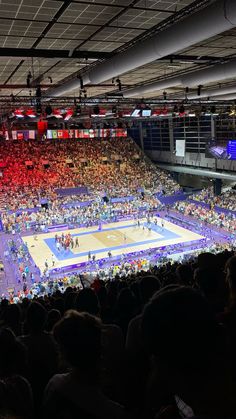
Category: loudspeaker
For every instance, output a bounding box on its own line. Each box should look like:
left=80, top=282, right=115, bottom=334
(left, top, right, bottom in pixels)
left=45, top=105, right=52, bottom=116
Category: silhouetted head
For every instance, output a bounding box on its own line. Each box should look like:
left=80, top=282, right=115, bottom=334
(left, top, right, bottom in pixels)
left=198, top=252, right=216, bottom=270
left=4, top=304, right=21, bottom=328
left=0, top=328, right=27, bottom=377
left=116, top=287, right=137, bottom=313
left=53, top=310, right=101, bottom=373
left=176, top=264, right=193, bottom=286
left=75, top=288, right=99, bottom=316
left=26, top=302, right=47, bottom=333
left=139, top=275, right=161, bottom=305
left=142, top=286, right=222, bottom=387
left=46, top=309, right=61, bottom=332
left=194, top=267, right=224, bottom=300
left=142, top=286, right=231, bottom=416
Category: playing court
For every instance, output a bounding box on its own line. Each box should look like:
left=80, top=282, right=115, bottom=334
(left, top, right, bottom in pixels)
left=22, top=218, right=204, bottom=273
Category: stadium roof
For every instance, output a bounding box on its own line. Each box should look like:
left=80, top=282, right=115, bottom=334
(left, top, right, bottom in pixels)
left=1, top=0, right=236, bottom=101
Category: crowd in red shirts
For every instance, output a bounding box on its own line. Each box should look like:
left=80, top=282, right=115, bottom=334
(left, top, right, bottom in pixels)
left=0, top=137, right=179, bottom=211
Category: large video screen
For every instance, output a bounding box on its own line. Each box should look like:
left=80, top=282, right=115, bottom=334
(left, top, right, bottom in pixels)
left=142, top=109, right=152, bottom=117
left=205, top=139, right=236, bottom=160
left=227, top=141, right=236, bottom=160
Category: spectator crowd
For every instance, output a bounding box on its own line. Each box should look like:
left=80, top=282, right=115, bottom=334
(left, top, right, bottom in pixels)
left=0, top=138, right=179, bottom=212
left=190, top=187, right=236, bottom=211
left=174, top=201, right=236, bottom=233
left=0, top=248, right=236, bottom=419
left=1, top=196, right=162, bottom=234
left=1, top=137, right=236, bottom=419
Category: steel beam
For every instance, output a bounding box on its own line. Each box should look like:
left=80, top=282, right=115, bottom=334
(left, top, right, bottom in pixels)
left=50, top=0, right=175, bottom=13
left=0, top=95, right=233, bottom=105
left=0, top=16, right=145, bottom=31
left=0, top=48, right=112, bottom=60
left=0, top=84, right=129, bottom=89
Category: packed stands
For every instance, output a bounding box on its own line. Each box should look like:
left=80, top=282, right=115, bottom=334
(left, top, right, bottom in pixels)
left=1, top=138, right=236, bottom=419
left=4, top=0, right=236, bottom=417
left=174, top=201, right=236, bottom=232
left=190, top=187, right=236, bottom=211
left=0, top=138, right=179, bottom=211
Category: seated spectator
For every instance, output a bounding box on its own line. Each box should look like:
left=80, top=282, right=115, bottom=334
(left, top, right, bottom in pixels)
left=1, top=303, right=22, bottom=336
left=219, top=255, right=236, bottom=380
left=64, top=289, right=77, bottom=312
left=176, top=264, right=193, bottom=286
left=194, top=267, right=226, bottom=314
left=126, top=276, right=161, bottom=355
left=46, top=309, right=61, bottom=332
left=125, top=276, right=160, bottom=409
left=43, top=311, right=128, bottom=419
left=114, top=288, right=138, bottom=337
left=225, top=255, right=236, bottom=301
left=76, top=288, right=124, bottom=401
left=20, top=302, right=58, bottom=409
left=142, top=286, right=236, bottom=418
left=75, top=288, right=100, bottom=316
left=197, top=252, right=216, bottom=270
left=0, top=328, right=33, bottom=418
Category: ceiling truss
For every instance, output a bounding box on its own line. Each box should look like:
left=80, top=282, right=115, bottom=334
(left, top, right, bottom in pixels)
left=0, top=0, right=235, bottom=102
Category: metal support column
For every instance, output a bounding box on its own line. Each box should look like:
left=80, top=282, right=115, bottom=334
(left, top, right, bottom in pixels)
left=139, top=121, right=144, bottom=151
left=211, top=115, right=217, bottom=170
left=169, top=116, right=174, bottom=154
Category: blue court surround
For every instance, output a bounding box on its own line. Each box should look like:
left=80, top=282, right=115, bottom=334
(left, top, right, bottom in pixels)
left=44, top=222, right=182, bottom=261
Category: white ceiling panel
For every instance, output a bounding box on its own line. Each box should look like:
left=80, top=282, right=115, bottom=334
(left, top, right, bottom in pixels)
left=81, top=40, right=124, bottom=52
left=46, top=23, right=101, bottom=40
left=59, top=4, right=122, bottom=25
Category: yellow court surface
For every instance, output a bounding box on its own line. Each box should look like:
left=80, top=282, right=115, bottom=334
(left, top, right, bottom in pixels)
left=22, top=218, right=204, bottom=272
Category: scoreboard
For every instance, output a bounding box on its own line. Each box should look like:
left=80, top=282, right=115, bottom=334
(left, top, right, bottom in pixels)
left=227, top=140, right=236, bottom=160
